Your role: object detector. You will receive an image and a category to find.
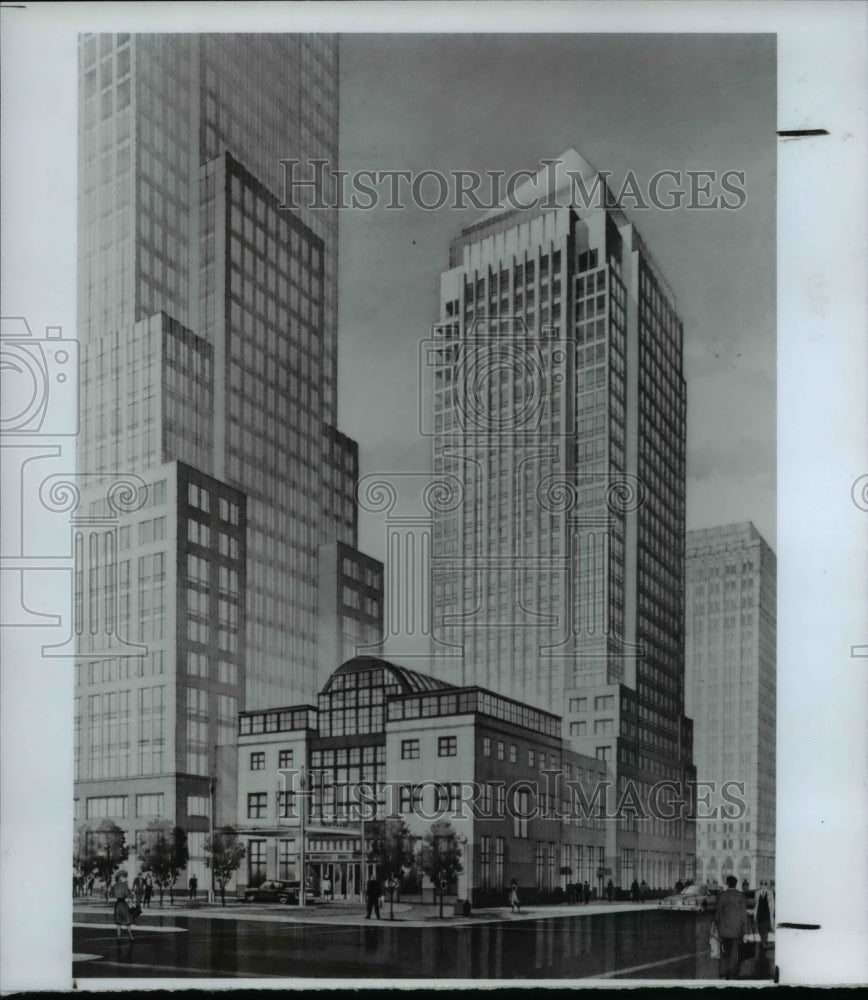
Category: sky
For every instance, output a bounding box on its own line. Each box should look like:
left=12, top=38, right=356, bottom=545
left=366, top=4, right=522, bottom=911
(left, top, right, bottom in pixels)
left=336, top=33, right=777, bottom=557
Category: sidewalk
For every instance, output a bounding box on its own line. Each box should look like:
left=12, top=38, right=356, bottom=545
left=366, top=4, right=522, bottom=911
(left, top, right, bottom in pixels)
left=73, top=895, right=666, bottom=928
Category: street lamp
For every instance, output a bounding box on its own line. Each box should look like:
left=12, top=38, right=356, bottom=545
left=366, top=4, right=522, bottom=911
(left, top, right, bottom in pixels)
left=385, top=875, right=397, bottom=921
left=298, top=767, right=307, bottom=908
left=358, top=773, right=366, bottom=902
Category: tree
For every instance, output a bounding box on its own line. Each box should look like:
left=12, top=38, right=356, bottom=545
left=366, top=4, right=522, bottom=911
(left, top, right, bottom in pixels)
left=204, top=827, right=246, bottom=906
left=73, top=825, right=100, bottom=881
left=417, top=825, right=466, bottom=918
left=368, top=819, right=415, bottom=885
left=138, top=821, right=189, bottom=906
left=81, top=821, right=129, bottom=894
left=368, top=819, right=415, bottom=918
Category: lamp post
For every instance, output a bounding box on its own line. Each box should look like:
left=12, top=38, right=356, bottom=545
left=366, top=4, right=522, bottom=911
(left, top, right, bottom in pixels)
left=298, top=766, right=307, bottom=908
left=358, top=773, right=366, bottom=902
left=386, top=875, right=397, bottom=920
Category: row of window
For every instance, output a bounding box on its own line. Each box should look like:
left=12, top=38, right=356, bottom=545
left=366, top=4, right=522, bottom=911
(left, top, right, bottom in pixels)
left=400, top=736, right=455, bottom=759
left=250, top=749, right=295, bottom=771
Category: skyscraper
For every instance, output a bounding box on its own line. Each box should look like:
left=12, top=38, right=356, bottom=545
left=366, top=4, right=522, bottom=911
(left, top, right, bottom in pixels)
left=73, top=34, right=381, bottom=884
left=429, top=149, right=695, bottom=890
left=685, top=522, right=776, bottom=887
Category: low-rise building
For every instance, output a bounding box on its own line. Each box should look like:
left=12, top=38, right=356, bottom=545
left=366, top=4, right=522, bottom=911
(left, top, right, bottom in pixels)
left=236, top=656, right=607, bottom=904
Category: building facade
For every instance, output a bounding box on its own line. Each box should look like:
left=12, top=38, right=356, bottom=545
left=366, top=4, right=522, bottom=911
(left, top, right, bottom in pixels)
left=236, top=656, right=608, bottom=904
left=428, top=149, right=695, bottom=890
left=73, top=34, right=383, bottom=886
left=685, top=523, right=776, bottom=886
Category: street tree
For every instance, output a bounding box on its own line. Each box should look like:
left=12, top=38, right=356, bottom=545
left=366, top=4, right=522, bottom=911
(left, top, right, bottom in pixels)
left=204, top=827, right=246, bottom=906
left=138, top=821, right=189, bottom=906
left=368, top=819, right=415, bottom=916
left=417, top=825, right=466, bottom=918
left=73, top=825, right=100, bottom=882
left=85, top=821, right=129, bottom=894
left=369, top=819, right=414, bottom=886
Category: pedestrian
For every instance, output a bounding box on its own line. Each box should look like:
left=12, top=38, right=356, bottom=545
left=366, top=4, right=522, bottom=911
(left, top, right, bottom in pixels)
left=189, top=875, right=198, bottom=900
left=606, top=879, right=614, bottom=903
left=741, top=878, right=750, bottom=893
left=755, top=880, right=775, bottom=951
left=630, top=879, right=640, bottom=903
left=713, top=875, right=747, bottom=980
left=322, top=875, right=333, bottom=902
left=508, top=879, right=521, bottom=914
left=640, top=879, right=648, bottom=902
left=365, top=876, right=382, bottom=919
left=675, top=879, right=684, bottom=894
left=132, top=874, right=143, bottom=905
left=583, top=881, right=591, bottom=905
left=143, top=874, right=153, bottom=909
left=111, top=871, right=135, bottom=942
left=87, top=875, right=95, bottom=897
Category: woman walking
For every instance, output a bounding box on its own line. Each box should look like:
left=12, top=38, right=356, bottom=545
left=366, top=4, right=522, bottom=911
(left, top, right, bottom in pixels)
left=111, top=871, right=135, bottom=942
left=508, top=879, right=521, bottom=914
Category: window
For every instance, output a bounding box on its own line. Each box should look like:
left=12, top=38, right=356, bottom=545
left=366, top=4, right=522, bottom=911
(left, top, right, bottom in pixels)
left=248, top=839, right=266, bottom=880
left=438, top=736, right=457, bottom=757
left=135, top=793, right=164, bottom=817
left=187, top=651, right=208, bottom=677
left=187, top=795, right=210, bottom=817
left=528, top=749, right=535, bottom=768
left=401, top=739, right=420, bottom=760
left=596, top=746, right=611, bottom=762
left=480, top=835, right=491, bottom=890
left=513, top=789, right=530, bottom=838
left=218, top=660, right=238, bottom=686
left=436, top=783, right=462, bottom=814
left=594, top=719, right=613, bottom=735
left=278, top=839, right=295, bottom=880
left=509, top=743, right=517, bottom=764
left=569, top=697, right=587, bottom=712
left=86, top=795, right=128, bottom=819
left=277, top=790, right=295, bottom=819
left=570, top=721, right=587, bottom=736
left=250, top=752, right=265, bottom=771
left=399, top=785, right=416, bottom=813
left=247, top=793, right=267, bottom=819
left=594, top=695, right=614, bottom=710
left=278, top=749, right=294, bottom=769
left=494, top=837, right=505, bottom=891
left=535, top=842, right=545, bottom=889
left=482, top=737, right=491, bottom=757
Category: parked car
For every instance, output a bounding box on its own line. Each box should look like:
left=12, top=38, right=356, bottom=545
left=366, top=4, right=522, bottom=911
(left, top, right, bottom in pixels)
left=658, top=883, right=720, bottom=912
left=243, top=879, right=300, bottom=905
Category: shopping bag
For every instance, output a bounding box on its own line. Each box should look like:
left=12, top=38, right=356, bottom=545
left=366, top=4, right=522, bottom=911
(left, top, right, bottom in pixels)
left=709, top=921, right=721, bottom=960
left=129, top=902, right=142, bottom=921
left=738, top=937, right=756, bottom=961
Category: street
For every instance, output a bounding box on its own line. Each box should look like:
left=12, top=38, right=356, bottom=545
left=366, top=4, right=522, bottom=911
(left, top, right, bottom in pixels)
left=73, top=903, right=775, bottom=982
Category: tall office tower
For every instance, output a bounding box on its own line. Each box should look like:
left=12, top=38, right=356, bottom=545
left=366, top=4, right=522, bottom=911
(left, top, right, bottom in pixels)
left=685, top=523, right=776, bottom=887
left=429, top=149, right=695, bottom=889
left=77, top=33, right=343, bottom=708
left=73, top=34, right=381, bottom=883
